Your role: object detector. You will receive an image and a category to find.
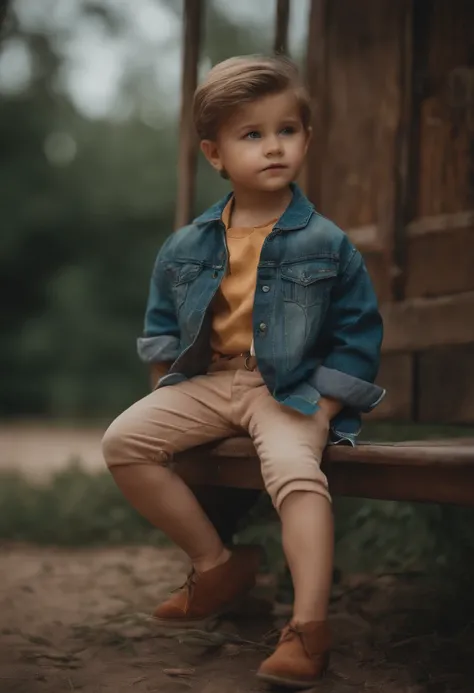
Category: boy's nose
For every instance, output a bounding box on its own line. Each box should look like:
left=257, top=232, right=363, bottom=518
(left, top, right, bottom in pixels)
left=264, top=136, right=283, bottom=156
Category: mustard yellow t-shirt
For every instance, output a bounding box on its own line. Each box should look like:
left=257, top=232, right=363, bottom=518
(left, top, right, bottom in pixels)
left=210, top=199, right=276, bottom=356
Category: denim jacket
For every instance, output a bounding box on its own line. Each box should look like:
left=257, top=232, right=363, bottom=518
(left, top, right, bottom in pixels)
left=137, top=184, right=385, bottom=445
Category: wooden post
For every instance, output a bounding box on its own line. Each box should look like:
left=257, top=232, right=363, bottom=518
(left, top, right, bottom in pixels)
left=374, top=0, right=414, bottom=303
left=305, top=0, right=329, bottom=209
left=0, top=0, right=9, bottom=28
left=274, top=0, right=291, bottom=55
left=391, top=0, right=414, bottom=301
left=175, top=0, right=203, bottom=230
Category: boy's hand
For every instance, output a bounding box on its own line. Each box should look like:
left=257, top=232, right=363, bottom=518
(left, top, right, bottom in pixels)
left=150, top=362, right=173, bottom=389
left=318, top=396, right=343, bottom=422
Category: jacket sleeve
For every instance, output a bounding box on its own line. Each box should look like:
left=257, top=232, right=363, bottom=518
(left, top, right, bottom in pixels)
left=136, top=237, right=181, bottom=364
left=313, top=242, right=386, bottom=412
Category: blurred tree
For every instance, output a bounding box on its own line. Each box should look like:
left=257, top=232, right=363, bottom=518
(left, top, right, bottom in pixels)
left=0, top=0, right=9, bottom=28
left=0, top=0, right=262, bottom=420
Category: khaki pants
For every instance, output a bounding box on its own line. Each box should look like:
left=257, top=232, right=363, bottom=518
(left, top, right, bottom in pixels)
left=102, top=358, right=330, bottom=512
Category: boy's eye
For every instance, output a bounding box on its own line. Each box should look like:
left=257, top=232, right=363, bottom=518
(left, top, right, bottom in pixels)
left=281, top=126, right=296, bottom=135
left=244, top=131, right=260, bottom=140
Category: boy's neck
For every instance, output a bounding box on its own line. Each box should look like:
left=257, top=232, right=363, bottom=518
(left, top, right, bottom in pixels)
left=229, top=184, right=293, bottom=228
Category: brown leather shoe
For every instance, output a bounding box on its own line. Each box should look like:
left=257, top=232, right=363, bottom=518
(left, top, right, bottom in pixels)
left=153, top=545, right=263, bottom=627
left=257, top=620, right=331, bottom=689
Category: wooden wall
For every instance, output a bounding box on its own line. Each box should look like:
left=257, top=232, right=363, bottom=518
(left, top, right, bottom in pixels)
left=306, top=0, right=474, bottom=422
left=176, top=0, right=474, bottom=423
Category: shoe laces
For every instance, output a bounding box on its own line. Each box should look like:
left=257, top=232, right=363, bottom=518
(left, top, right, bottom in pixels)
left=261, top=627, right=281, bottom=645
left=280, top=622, right=300, bottom=644
left=172, top=569, right=197, bottom=611
left=280, top=622, right=329, bottom=660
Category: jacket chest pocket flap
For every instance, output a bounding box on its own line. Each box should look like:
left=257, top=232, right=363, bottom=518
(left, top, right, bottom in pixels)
left=280, top=260, right=338, bottom=307
left=166, top=261, right=203, bottom=310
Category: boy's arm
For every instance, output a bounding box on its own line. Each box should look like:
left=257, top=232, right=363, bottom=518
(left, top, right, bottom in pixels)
left=137, top=240, right=181, bottom=383
left=314, top=241, right=385, bottom=413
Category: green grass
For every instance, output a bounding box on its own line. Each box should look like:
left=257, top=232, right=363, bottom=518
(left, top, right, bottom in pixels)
left=0, top=462, right=165, bottom=546
left=1, top=422, right=474, bottom=578
left=1, top=462, right=472, bottom=578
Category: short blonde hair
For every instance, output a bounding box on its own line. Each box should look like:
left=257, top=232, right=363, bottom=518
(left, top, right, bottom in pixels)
left=193, top=55, right=311, bottom=140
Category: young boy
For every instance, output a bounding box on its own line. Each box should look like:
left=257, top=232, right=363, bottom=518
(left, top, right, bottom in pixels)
left=102, top=55, right=385, bottom=689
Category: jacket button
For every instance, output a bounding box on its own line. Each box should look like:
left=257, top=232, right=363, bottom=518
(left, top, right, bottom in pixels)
left=259, top=322, right=267, bottom=332
left=262, top=285, right=270, bottom=293
left=212, top=271, right=218, bottom=279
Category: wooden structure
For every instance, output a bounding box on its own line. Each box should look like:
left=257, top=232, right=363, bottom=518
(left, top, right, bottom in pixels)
left=177, top=437, right=474, bottom=507
left=173, top=1, right=474, bottom=507
left=176, top=0, right=474, bottom=425
left=306, top=0, right=474, bottom=425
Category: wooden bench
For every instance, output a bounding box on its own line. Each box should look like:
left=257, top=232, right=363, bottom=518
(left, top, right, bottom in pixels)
left=176, top=437, right=474, bottom=507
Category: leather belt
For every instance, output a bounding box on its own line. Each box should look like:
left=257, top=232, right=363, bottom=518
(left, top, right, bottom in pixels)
left=208, top=352, right=258, bottom=373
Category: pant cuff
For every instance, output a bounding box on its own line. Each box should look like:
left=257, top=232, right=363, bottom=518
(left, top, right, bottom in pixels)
left=274, top=479, right=332, bottom=513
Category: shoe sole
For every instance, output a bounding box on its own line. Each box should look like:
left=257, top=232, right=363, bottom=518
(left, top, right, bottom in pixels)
left=256, top=672, right=325, bottom=689
left=151, top=593, right=251, bottom=631
left=152, top=546, right=265, bottom=631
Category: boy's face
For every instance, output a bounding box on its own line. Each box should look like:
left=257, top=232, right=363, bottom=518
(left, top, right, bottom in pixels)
left=201, top=90, right=310, bottom=193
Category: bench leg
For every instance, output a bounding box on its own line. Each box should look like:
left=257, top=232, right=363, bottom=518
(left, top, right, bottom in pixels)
left=191, top=485, right=262, bottom=545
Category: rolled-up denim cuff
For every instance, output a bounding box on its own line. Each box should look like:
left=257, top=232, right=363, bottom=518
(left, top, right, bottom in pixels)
left=313, top=365, right=386, bottom=412
left=136, top=335, right=180, bottom=364
left=281, top=380, right=321, bottom=416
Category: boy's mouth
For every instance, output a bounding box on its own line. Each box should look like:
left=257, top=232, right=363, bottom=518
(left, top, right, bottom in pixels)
left=262, top=163, right=287, bottom=171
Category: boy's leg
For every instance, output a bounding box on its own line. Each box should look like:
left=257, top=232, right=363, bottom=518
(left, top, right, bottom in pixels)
left=238, top=374, right=332, bottom=687
left=191, top=485, right=262, bottom=545
left=243, top=387, right=333, bottom=621
left=102, top=373, right=262, bottom=623
left=103, top=375, right=234, bottom=572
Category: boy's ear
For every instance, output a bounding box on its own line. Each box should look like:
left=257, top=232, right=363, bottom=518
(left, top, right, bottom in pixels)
left=200, top=140, right=223, bottom=173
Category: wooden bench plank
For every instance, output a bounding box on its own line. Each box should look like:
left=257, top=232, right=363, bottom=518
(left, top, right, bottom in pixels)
left=175, top=438, right=474, bottom=507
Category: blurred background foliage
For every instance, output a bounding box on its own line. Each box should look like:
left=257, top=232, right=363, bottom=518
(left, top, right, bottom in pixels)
left=1, top=0, right=296, bottom=420
left=2, top=423, right=474, bottom=590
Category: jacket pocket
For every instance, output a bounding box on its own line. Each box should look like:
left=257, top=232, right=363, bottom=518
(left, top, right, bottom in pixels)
left=280, top=259, right=338, bottom=372
left=165, top=261, right=203, bottom=312
left=280, top=260, right=337, bottom=308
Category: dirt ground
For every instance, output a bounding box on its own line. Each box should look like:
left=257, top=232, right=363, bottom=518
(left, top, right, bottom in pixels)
left=1, top=543, right=473, bottom=693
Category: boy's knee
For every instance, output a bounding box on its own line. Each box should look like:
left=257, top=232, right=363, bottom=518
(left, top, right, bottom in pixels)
left=262, top=454, right=331, bottom=513
left=101, top=414, right=169, bottom=469
left=101, top=417, right=128, bottom=469
left=273, top=478, right=331, bottom=513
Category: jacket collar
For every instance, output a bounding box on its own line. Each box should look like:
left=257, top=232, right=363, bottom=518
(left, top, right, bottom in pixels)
left=192, top=183, right=315, bottom=231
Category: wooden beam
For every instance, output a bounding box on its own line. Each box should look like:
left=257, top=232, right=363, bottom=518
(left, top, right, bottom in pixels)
left=305, top=0, right=329, bottom=209
left=175, top=437, right=474, bottom=506
left=175, top=0, right=203, bottom=230
left=381, top=291, right=474, bottom=352
left=346, top=208, right=474, bottom=254
left=274, top=0, right=290, bottom=55
left=407, top=210, right=474, bottom=237
left=346, top=224, right=383, bottom=253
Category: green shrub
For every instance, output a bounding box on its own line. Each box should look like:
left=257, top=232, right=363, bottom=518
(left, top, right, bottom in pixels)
left=1, top=423, right=474, bottom=584
left=0, top=462, right=164, bottom=546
